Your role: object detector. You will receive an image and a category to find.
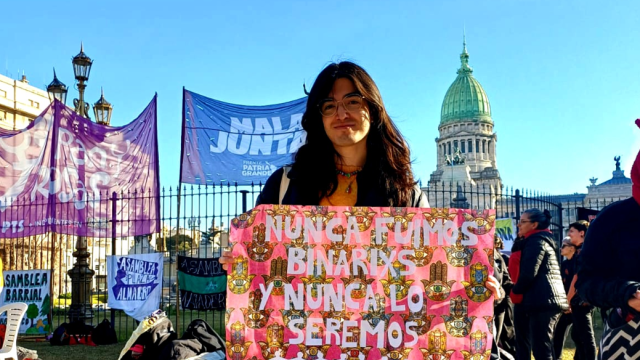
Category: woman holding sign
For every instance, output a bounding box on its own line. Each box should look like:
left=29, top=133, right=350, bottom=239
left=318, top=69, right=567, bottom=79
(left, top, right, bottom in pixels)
left=511, top=209, right=568, bottom=360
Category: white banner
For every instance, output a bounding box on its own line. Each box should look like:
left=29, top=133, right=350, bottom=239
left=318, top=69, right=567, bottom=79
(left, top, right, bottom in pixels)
left=107, top=253, right=163, bottom=321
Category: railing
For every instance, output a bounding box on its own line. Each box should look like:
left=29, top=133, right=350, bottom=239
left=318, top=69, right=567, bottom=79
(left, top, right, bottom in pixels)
left=0, top=181, right=624, bottom=340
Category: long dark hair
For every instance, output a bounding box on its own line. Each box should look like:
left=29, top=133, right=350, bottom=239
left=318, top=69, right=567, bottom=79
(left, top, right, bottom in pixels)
left=292, top=61, right=416, bottom=206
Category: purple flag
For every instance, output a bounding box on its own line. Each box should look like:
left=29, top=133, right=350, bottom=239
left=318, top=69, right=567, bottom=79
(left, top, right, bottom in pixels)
left=0, top=97, right=160, bottom=238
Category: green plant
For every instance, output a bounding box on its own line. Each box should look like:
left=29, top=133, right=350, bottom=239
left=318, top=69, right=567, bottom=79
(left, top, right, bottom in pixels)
left=26, top=303, right=38, bottom=327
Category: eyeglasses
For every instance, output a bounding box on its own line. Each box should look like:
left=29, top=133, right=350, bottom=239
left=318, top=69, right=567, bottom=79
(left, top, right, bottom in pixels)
left=318, top=94, right=365, bottom=117
left=518, top=220, right=533, bottom=224
left=561, top=244, right=574, bottom=249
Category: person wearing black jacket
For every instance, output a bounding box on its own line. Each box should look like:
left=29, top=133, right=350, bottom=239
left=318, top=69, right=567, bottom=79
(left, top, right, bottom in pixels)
left=511, top=209, right=569, bottom=360
left=566, top=221, right=596, bottom=360
left=552, top=237, right=577, bottom=359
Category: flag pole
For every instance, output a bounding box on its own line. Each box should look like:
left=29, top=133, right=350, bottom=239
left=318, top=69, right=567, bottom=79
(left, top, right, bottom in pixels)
left=174, top=87, right=189, bottom=335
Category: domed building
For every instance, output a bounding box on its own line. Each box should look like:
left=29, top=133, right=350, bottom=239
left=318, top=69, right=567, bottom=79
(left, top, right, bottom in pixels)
left=429, top=38, right=502, bottom=191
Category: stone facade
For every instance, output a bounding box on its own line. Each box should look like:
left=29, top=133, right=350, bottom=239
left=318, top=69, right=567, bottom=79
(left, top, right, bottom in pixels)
left=553, top=160, right=631, bottom=228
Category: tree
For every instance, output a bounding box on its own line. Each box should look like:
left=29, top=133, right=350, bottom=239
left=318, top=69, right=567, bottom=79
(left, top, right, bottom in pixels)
left=163, top=234, right=193, bottom=252
left=39, top=294, right=50, bottom=317
left=26, top=303, right=39, bottom=327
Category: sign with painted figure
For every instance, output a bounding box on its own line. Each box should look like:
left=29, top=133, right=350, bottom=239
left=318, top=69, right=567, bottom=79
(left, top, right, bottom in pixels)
left=0, top=270, right=51, bottom=334
left=178, top=255, right=227, bottom=310
left=107, top=253, right=163, bottom=321
left=494, top=218, right=516, bottom=253
left=227, top=205, right=496, bottom=360
left=0, top=97, right=160, bottom=238
left=180, top=89, right=307, bottom=185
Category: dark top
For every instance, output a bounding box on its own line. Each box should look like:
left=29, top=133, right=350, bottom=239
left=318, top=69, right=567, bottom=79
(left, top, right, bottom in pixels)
left=495, top=250, right=514, bottom=313
left=256, top=167, right=428, bottom=207
left=561, top=256, right=576, bottom=294
left=576, top=197, right=640, bottom=314
left=512, top=231, right=569, bottom=312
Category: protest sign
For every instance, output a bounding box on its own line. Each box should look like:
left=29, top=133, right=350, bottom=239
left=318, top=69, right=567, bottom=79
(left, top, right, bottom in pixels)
left=494, top=218, right=516, bottom=253
left=180, top=90, right=307, bottom=184
left=227, top=205, right=495, bottom=360
left=0, top=269, right=51, bottom=334
left=178, top=255, right=227, bottom=310
left=107, top=253, right=163, bottom=321
left=0, top=97, right=160, bottom=238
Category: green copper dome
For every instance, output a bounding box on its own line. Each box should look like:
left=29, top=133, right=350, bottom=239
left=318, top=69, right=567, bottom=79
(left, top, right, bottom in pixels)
left=440, top=39, right=492, bottom=126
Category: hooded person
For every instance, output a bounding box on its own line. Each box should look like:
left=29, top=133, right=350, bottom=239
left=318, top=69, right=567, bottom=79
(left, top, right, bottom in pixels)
left=575, top=119, right=640, bottom=359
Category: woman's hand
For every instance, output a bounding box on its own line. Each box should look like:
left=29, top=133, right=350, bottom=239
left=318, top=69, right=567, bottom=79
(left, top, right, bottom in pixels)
left=485, top=275, right=502, bottom=301
left=219, top=249, right=233, bottom=271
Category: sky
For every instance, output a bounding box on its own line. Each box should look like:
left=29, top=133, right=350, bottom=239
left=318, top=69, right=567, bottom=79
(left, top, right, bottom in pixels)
left=3, top=0, right=640, bottom=195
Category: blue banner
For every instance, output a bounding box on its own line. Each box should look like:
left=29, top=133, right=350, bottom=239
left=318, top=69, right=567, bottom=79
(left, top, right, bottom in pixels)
left=181, top=90, right=307, bottom=184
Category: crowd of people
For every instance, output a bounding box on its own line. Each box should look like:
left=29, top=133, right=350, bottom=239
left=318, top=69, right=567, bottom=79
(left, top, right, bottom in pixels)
left=219, top=60, right=639, bottom=359
left=491, top=219, right=598, bottom=360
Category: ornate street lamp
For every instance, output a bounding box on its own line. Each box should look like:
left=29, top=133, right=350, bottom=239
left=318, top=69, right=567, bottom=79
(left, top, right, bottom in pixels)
left=93, top=88, right=113, bottom=125
left=71, top=43, right=93, bottom=119
left=48, top=44, right=116, bottom=323
left=46, top=69, right=68, bottom=104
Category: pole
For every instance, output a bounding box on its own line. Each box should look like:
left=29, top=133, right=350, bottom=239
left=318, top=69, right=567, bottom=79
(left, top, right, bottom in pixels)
left=240, top=190, right=249, bottom=213
left=48, top=232, right=56, bottom=334
left=173, top=87, right=188, bottom=336
left=110, top=191, right=117, bottom=328
left=515, top=189, right=521, bottom=222
left=175, top=186, right=181, bottom=336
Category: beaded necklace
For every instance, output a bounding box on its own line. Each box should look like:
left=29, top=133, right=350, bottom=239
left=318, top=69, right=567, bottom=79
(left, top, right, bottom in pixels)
left=336, top=168, right=361, bottom=193
left=336, top=169, right=361, bottom=178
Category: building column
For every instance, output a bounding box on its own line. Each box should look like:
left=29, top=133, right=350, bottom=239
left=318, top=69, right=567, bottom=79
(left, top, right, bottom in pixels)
left=472, top=136, right=477, bottom=161
left=491, top=136, right=497, bottom=168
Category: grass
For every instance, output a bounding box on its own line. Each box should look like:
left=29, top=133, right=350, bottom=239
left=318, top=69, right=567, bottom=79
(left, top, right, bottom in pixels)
left=24, top=341, right=122, bottom=360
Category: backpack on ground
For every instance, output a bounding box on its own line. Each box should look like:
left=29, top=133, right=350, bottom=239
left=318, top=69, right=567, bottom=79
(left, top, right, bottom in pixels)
left=93, top=319, right=118, bottom=345
left=50, top=323, right=70, bottom=346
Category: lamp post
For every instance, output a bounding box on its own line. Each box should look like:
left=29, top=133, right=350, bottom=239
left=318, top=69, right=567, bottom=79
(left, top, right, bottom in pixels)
left=48, top=44, right=114, bottom=323
left=46, top=69, right=68, bottom=104
left=72, top=43, right=93, bottom=119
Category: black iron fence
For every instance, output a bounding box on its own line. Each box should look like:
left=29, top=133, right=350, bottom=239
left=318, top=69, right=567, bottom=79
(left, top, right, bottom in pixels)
left=0, top=181, right=626, bottom=341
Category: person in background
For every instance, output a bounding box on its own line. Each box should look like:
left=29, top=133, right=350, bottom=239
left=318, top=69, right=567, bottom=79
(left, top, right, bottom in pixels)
left=511, top=209, right=568, bottom=360
left=492, top=235, right=515, bottom=360
left=552, top=237, right=577, bottom=359
left=565, top=221, right=596, bottom=360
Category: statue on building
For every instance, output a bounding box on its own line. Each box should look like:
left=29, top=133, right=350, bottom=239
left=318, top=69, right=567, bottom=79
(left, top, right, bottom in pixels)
left=445, top=148, right=466, bottom=166
left=614, top=156, right=621, bottom=171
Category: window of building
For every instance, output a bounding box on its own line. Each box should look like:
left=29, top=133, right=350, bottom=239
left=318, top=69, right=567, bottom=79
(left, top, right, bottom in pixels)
left=29, top=100, right=40, bottom=109
left=461, top=141, right=465, bottom=153
left=468, top=140, right=473, bottom=153
left=0, top=89, right=6, bottom=98
left=453, top=140, right=458, bottom=151
left=482, top=141, right=486, bottom=153
left=476, top=140, right=480, bottom=153
left=448, top=142, right=451, bottom=155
